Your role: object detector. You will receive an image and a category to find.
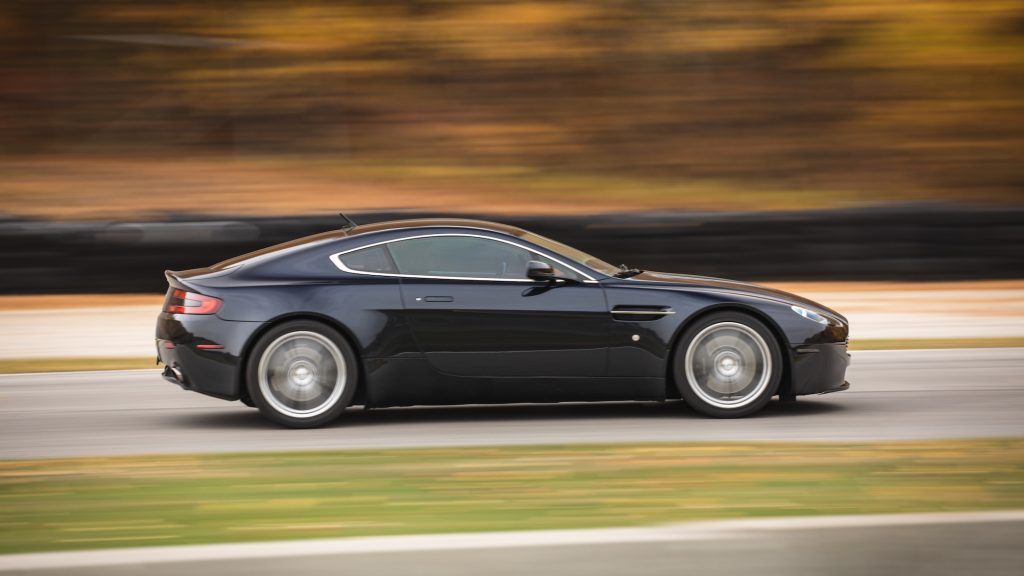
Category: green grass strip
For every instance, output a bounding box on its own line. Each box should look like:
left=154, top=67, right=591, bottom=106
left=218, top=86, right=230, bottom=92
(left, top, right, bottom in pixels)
left=2, top=439, right=1023, bottom=554
left=0, top=357, right=158, bottom=374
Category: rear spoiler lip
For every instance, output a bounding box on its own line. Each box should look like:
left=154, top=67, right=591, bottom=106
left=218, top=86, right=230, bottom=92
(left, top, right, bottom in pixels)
left=164, top=270, right=201, bottom=292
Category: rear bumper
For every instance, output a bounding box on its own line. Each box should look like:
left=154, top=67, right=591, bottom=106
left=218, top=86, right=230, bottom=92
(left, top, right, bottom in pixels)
left=156, top=313, right=261, bottom=401
left=787, top=342, right=851, bottom=396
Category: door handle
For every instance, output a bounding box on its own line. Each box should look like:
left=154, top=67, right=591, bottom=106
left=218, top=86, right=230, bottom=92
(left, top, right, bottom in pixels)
left=420, top=296, right=454, bottom=302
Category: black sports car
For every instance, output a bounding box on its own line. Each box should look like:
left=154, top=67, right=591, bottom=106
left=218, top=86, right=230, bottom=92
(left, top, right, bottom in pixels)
left=156, top=218, right=850, bottom=428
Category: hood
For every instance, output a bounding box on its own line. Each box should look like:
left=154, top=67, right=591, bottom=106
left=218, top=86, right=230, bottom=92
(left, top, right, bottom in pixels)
left=628, top=271, right=845, bottom=321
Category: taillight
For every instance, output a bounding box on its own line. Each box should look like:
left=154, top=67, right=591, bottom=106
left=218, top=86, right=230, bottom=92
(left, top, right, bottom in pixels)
left=165, top=289, right=222, bottom=315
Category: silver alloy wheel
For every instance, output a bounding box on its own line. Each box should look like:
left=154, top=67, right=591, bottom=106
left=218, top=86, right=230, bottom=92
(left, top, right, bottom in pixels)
left=684, top=321, right=772, bottom=409
left=257, top=330, right=347, bottom=419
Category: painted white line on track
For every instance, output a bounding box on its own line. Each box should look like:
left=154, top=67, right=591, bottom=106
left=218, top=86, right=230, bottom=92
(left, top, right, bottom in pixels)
left=2, top=510, right=1023, bottom=571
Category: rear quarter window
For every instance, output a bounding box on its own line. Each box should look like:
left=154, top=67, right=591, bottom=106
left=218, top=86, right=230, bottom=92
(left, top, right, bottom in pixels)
left=336, top=245, right=397, bottom=274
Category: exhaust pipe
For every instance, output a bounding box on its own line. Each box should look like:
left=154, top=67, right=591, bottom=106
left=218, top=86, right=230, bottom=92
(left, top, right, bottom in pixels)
left=162, top=365, right=187, bottom=388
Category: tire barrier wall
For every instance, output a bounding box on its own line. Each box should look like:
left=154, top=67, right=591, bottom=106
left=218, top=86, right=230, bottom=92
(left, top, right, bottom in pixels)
left=1, top=203, right=1020, bottom=294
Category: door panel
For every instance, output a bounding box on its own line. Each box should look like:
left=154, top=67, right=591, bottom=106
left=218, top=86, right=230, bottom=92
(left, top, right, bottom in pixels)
left=400, top=279, right=609, bottom=377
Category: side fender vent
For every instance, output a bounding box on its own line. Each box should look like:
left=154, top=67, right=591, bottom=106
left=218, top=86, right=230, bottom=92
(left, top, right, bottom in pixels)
left=611, top=306, right=675, bottom=321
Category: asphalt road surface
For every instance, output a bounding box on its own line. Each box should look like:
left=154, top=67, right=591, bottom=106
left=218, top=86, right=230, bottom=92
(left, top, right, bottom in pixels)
left=3, top=512, right=1022, bottom=576
left=2, top=348, right=1023, bottom=459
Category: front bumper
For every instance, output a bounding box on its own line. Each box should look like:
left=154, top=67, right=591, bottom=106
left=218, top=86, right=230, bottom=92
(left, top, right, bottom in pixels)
left=818, top=380, right=850, bottom=395
left=787, top=341, right=851, bottom=396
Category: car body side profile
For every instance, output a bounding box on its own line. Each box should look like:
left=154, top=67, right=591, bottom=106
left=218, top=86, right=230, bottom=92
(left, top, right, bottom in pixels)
left=156, top=218, right=850, bottom=428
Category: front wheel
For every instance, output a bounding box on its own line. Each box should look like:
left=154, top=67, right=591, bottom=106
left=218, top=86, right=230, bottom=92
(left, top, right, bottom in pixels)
left=246, top=320, right=358, bottom=428
left=673, top=312, right=783, bottom=418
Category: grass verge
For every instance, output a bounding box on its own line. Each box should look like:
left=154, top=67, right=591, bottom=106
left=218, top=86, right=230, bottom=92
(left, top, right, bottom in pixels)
left=3, top=338, right=1023, bottom=375
left=2, top=439, right=1023, bottom=554
left=0, top=357, right=157, bottom=374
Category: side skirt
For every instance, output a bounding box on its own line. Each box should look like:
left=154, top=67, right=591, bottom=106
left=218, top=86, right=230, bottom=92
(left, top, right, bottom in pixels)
left=363, top=357, right=666, bottom=408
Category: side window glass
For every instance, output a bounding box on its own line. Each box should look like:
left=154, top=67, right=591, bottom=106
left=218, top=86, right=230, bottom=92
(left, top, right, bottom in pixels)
left=386, top=236, right=531, bottom=279
left=337, top=245, right=397, bottom=274
left=386, top=236, right=584, bottom=280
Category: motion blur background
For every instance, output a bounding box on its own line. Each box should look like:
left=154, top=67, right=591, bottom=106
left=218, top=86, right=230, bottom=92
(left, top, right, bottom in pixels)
left=5, top=0, right=1024, bottom=211
left=2, top=2, right=1024, bottom=574
left=2, top=1, right=1022, bottom=290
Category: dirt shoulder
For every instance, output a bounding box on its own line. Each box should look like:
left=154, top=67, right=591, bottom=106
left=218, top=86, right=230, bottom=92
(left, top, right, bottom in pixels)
left=0, top=294, right=163, bottom=311
left=762, top=280, right=1024, bottom=293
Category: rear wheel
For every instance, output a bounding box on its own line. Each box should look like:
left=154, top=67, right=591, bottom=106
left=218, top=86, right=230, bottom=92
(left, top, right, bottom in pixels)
left=673, top=311, right=782, bottom=418
left=246, top=320, right=357, bottom=428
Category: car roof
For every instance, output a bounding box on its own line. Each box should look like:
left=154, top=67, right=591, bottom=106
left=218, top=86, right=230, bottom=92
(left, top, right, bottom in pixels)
left=345, top=218, right=527, bottom=238
left=207, top=218, right=531, bottom=272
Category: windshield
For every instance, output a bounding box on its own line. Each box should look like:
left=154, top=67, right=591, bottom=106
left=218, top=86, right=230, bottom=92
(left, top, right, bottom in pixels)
left=519, top=232, right=620, bottom=277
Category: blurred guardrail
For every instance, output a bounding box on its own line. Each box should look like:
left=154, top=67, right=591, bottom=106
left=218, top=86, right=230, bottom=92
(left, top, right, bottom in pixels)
left=0, top=204, right=1021, bottom=294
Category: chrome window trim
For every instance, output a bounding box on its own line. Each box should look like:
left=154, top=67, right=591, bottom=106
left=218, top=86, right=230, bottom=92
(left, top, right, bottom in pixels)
left=329, top=233, right=599, bottom=283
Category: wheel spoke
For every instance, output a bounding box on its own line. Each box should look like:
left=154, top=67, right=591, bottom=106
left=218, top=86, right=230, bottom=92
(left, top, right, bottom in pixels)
left=257, top=331, right=347, bottom=419
left=684, top=322, right=772, bottom=409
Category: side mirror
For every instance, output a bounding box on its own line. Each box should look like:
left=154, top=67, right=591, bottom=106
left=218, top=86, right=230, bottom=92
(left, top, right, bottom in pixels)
left=526, top=260, right=557, bottom=281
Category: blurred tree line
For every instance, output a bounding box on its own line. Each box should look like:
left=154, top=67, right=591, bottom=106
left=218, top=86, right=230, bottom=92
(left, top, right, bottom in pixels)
left=2, top=0, right=1023, bottom=205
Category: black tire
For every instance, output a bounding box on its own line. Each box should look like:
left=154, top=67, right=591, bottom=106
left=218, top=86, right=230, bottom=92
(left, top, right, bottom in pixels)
left=245, top=320, right=358, bottom=428
left=672, top=311, right=783, bottom=418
